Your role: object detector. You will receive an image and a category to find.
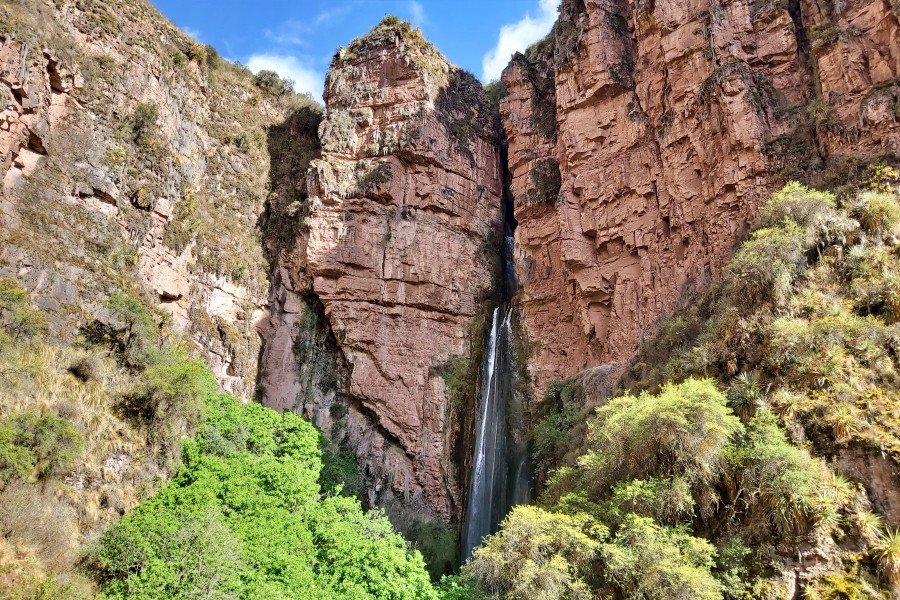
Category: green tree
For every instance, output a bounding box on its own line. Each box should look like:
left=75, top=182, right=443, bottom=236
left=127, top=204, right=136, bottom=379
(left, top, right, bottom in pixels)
left=95, top=393, right=437, bottom=599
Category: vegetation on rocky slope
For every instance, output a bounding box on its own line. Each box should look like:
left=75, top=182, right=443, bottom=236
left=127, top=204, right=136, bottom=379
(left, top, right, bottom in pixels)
left=1, top=0, right=322, bottom=398
left=0, top=279, right=456, bottom=599
left=466, top=174, right=900, bottom=599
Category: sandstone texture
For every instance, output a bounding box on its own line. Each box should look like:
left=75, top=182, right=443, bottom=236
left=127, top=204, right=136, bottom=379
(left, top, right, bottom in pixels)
left=258, top=20, right=504, bottom=523
left=502, top=0, right=900, bottom=393
left=0, top=0, right=308, bottom=397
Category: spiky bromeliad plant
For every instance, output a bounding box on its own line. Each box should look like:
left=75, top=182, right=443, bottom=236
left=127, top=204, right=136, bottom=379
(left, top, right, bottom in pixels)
left=875, top=528, right=900, bottom=589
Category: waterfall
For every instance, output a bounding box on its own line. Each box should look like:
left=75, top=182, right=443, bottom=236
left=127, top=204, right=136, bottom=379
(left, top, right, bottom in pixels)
left=462, top=254, right=531, bottom=560
left=461, top=130, right=529, bottom=561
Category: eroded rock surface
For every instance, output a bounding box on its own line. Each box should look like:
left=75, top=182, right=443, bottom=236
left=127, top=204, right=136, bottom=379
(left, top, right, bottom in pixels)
left=502, top=0, right=900, bottom=393
left=259, top=20, right=503, bottom=523
left=0, top=0, right=308, bottom=397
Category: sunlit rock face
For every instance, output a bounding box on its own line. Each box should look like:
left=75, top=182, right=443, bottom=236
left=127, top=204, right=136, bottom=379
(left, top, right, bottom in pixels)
left=262, top=19, right=504, bottom=523
left=502, top=0, right=900, bottom=395
left=0, top=2, right=300, bottom=399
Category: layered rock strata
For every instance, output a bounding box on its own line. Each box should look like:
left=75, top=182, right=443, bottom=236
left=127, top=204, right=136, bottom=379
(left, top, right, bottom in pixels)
left=0, top=0, right=306, bottom=397
left=258, top=19, right=503, bottom=523
left=502, top=0, right=900, bottom=394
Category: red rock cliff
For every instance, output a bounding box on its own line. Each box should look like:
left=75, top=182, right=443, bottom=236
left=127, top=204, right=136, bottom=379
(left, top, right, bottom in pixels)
left=502, top=0, right=900, bottom=393
left=259, top=19, right=503, bottom=524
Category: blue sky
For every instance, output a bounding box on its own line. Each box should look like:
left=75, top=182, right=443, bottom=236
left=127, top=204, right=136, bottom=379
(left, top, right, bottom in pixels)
left=150, top=0, right=560, bottom=101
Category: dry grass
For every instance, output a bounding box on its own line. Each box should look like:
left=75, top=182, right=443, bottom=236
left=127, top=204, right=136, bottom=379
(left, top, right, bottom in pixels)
left=0, top=340, right=161, bottom=593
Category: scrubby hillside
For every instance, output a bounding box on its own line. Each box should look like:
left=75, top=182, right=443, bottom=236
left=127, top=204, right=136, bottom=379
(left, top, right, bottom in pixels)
left=0, top=278, right=454, bottom=599
left=0, top=0, right=320, bottom=398
left=463, top=172, right=900, bottom=599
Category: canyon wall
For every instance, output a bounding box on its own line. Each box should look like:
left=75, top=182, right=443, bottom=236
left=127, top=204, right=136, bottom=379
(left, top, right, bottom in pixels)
left=258, top=19, right=504, bottom=524
left=502, top=0, right=900, bottom=393
left=6, top=0, right=898, bottom=529
left=0, top=0, right=314, bottom=398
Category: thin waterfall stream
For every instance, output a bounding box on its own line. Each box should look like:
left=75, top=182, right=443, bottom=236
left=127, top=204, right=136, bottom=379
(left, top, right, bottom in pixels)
left=462, top=156, right=530, bottom=560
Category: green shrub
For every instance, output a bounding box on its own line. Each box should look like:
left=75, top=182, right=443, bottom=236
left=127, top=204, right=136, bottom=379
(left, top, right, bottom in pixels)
left=602, top=477, right=695, bottom=526
left=758, top=182, right=837, bottom=229
left=874, top=528, right=900, bottom=589
left=0, top=277, right=46, bottom=340
left=82, top=292, right=161, bottom=369
left=119, top=350, right=216, bottom=465
left=254, top=69, right=293, bottom=95
left=2, top=573, right=96, bottom=600
left=722, top=410, right=829, bottom=538
left=600, top=514, right=722, bottom=600
left=319, top=444, right=361, bottom=496
left=95, top=393, right=437, bottom=600
left=726, top=372, right=763, bottom=420
left=725, top=221, right=807, bottom=307
left=578, top=378, right=741, bottom=497
left=482, top=80, right=507, bottom=109
left=128, top=101, right=159, bottom=148
left=204, top=44, right=220, bottom=69
left=96, top=505, right=244, bottom=599
left=308, top=495, right=437, bottom=599
left=0, top=411, right=83, bottom=484
left=185, top=41, right=206, bottom=64
left=407, top=521, right=460, bottom=582
left=853, top=191, right=900, bottom=239
left=531, top=379, right=579, bottom=471
left=756, top=181, right=854, bottom=248
left=436, top=575, right=478, bottom=600
left=465, top=505, right=601, bottom=600
left=0, top=420, right=36, bottom=485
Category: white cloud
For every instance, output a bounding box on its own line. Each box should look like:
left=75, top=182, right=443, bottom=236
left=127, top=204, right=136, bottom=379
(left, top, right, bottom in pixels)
left=407, top=1, right=427, bottom=26
left=246, top=54, right=324, bottom=103
left=264, top=5, right=355, bottom=45
left=182, top=26, right=202, bottom=41
left=481, top=0, right=560, bottom=82
left=264, top=20, right=309, bottom=46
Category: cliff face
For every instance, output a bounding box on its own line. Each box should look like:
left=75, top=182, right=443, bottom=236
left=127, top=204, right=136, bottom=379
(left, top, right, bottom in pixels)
left=0, top=0, right=314, bottom=398
left=502, top=0, right=900, bottom=392
left=258, top=20, right=503, bottom=523
left=7, top=0, right=897, bottom=533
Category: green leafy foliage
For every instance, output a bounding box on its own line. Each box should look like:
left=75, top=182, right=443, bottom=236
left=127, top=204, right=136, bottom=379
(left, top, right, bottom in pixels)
left=600, top=515, right=721, bottom=600
left=578, top=379, right=741, bottom=498
left=471, top=377, right=841, bottom=599
left=531, top=380, right=579, bottom=473
left=81, top=291, right=163, bottom=369
left=465, top=505, right=601, bottom=600
left=254, top=69, right=294, bottom=95
left=0, top=277, right=46, bottom=340
left=95, top=393, right=439, bottom=600
left=119, top=349, right=217, bottom=467
left=625, top=181, right=900, bottom=462
left=406, top=521, right=461, bottom=582
left=602, top=179, right=900, bottom=594
left=853, top=191, right=900, bottom=240
left=725, top=220, right=807, bottom=307
left=0, top=411, right=83, bottom=485
left=721, top=410, right=831, bottom=539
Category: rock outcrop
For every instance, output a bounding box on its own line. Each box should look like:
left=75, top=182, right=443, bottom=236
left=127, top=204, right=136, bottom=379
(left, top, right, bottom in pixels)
left=0, top=0, right=311, bottom=397
left=502, top=0, right=900, bottom=394
left=258, top=19, right=503, bottom=524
